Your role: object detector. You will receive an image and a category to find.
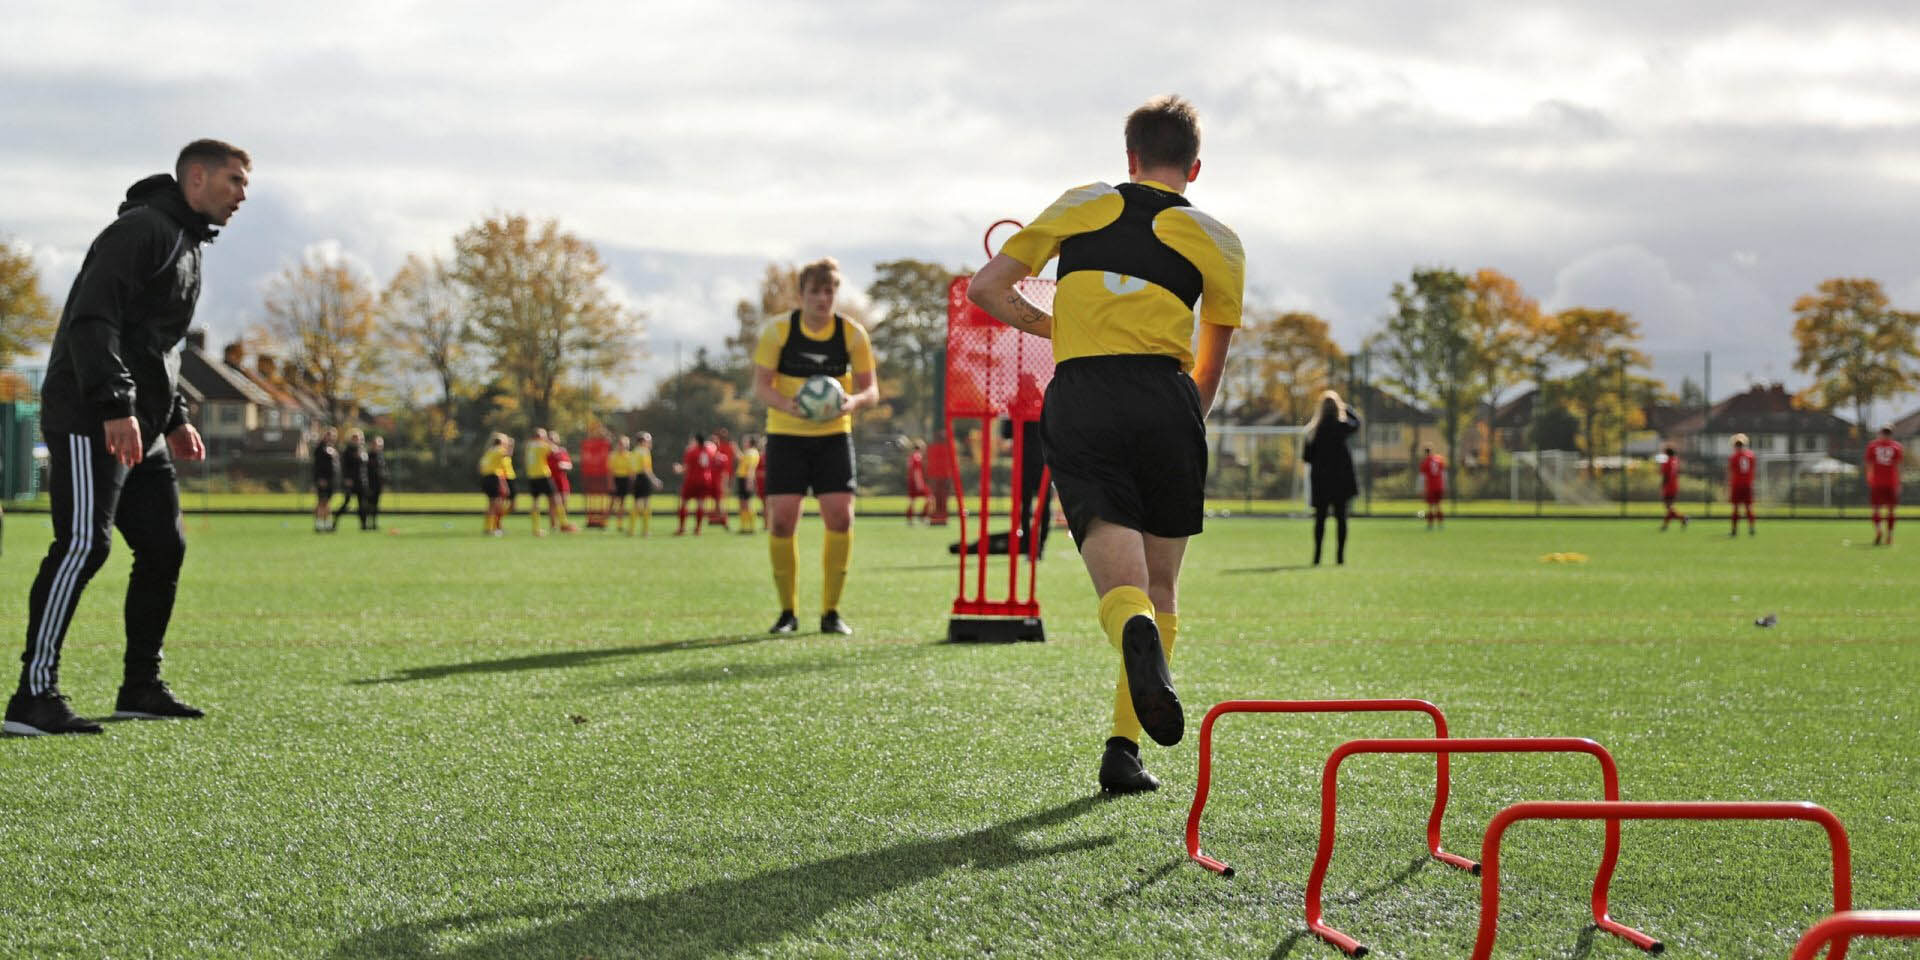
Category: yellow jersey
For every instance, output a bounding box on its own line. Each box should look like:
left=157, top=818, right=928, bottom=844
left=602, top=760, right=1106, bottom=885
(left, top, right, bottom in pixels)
left=634, top=449, right=653, bottom=475
left=736, top=448, right=761, bottom=478
left=523, top=438, right=551, bottom=478
left=1000, top=179, right=1244, bottom=372
left=753, top=311, right=876, bottom=437
left=608, top=450, right=633, bottom=475
left=479, top=447, right=515, bottom=479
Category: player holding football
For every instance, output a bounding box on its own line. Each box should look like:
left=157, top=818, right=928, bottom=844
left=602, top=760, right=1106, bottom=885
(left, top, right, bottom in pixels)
left=1658, top=444, right=1688, bottom=531
left=1866, top=426, right=1904, bottom=546
left=1419, top=445, right=1445, bottom=529
left=968, top=95, right=1243, bottom=794
left=752, top=258, right=880, bottom=635
left=1727, top=433, right=1757, bottom=537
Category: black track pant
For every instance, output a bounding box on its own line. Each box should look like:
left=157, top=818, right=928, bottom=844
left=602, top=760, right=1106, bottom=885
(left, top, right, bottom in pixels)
left=1312, top=499, right=1349, bottom=565
left=20, top=432, right=186, bottom=695
left=364, top=487, right=382, bottom=529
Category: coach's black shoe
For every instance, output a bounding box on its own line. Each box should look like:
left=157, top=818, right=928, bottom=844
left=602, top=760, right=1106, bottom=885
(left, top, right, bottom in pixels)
left=770, top=610, right=800, bottom=635
left=4, top=690, right=103, bottom=736
left=1120, top=615, right=1183, bottom=746
left=820, top=610, right=853, bottom=635
left=112, top=680, right=205, bottom=720
left=1098, top=736, right=1160, bottom=794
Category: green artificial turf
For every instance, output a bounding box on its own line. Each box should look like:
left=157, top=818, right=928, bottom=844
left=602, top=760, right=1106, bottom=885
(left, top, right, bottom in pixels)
left=1, top=514, right=1916, bottom=958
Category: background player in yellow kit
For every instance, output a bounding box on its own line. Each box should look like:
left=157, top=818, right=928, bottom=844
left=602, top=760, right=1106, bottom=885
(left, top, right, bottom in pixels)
left=751, top=258, right=880, bottom=635
left=968, top=95, right=1243, bottom=794
left=735, top=435, right=763, bottom=533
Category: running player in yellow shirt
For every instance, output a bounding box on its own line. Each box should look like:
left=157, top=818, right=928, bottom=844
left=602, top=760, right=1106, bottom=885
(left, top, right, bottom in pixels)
left=752, top=258, right=880, bottom=635
left=968, top=95, right=1244, bottom=794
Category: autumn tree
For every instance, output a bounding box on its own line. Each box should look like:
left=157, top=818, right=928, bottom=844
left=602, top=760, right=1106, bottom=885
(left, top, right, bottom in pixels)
left=1791, top=278, right=1920, bottom=441
left=1377, top=268, right=1473, bottom=472
left=381, top=253, right=473, bottom=467
left=261, top=249, right=384, bottom=428
left=0, top=240, right=58, bottom=369
left=1464, top=269, right=1544, bottom=467
left=1548, top=307, right=1648, bottom=473
left=452, top=215, right=642, bottom=431
left=1246, top=310, right=1342, bottom=424
left=866, top=259, right=956, bottom=437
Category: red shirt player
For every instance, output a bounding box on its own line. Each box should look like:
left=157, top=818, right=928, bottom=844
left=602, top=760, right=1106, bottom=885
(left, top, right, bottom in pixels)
left=1866, top=426, right=1905, bottom=546
left=1418, top=446, right=1445, bottom=529
left=904, top=439, right=929, bottom=524
left=1726, top=433, right=1757, bottom=536
left=545, top=436, right=577, bottom=532
left=706, top=430, right=735, bottom=528
left=674, top=434, right=712, bottom=535
left=1658, top=444, right=1687, bottom=531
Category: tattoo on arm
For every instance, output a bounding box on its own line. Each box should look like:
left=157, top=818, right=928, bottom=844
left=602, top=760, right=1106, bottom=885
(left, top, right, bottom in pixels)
left=1001, top=291, right=1050, bottom=330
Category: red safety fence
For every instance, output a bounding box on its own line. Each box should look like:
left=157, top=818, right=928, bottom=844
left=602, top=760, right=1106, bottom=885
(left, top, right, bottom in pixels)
left=1305, top=737, right=1651, bottom=957
left=1186, top=699, right=1463, bottom=877
left=1793, top=911, right=1920, bottom=960
left=1476, top=801, right=1853, bottom=960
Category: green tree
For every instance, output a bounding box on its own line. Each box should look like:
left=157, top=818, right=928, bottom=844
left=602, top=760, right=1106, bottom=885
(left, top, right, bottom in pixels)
left=866, top=259, right=956, bottom=437
left=0, top=240, right=58, bottom=369
left=380, top=253, right=472, bottom=468
left=261, top=250, right=385, bottom=428
left=1378, top=268, right=1472, bottom=472
left=452, top=214, right=642, bottom=432
left=1791, top=277, right=1920, bottom=441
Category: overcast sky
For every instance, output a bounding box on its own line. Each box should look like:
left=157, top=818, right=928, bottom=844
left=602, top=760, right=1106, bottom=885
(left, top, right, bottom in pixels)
left=4, top=1, right=1917, bottom=417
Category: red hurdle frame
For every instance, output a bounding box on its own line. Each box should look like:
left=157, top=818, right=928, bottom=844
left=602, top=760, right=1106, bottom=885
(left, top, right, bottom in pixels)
left=1793, top=911, right=1920, bottom=960
left=1305, top=737, right=1652, bottom=956
left=1186, top=699, right=1466, bottom=877
left=1476, top=801, right=1853, bottom=960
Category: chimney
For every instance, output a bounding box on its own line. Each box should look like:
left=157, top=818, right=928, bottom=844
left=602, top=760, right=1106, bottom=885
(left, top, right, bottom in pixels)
left=222, top=341, right=245, bottom=368
left=186, top=328, right=207, bottom=352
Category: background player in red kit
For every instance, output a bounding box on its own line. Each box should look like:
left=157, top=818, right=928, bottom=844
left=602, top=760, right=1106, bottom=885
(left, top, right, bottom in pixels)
left=1727, top=433, right=1756, bottom=536
left=674, top=433, right=712, bottom=535
left=1418, top=445, right=1445, bottom=529
left=1658, top=444, right=1687, bottom=531
left=546, top=432, right=577, bottom=533
left=706, top=428, right=735, bottom=530
left=1866, top=426, right=1904, bottom=546
left=904, top=438, right=928, bottom=524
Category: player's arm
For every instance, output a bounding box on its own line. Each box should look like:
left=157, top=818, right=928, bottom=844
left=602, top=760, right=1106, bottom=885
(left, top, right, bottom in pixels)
left=753, top=364, right=806, bottom=418
left=840, top=323, right=882, bottom=413
left=1191, top=323, right=1234, bottom=417
left=967, top=254, right=1053, bottom=340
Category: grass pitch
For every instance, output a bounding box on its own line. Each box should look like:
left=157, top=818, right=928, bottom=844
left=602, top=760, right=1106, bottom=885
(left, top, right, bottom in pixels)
left=1, top=513, right=1917, bottom=958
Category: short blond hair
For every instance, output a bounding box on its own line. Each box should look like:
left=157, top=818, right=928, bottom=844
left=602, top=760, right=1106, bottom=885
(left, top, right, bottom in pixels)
left=797, top=257, right=841, bottom=294
left=1731, top=433, right=1749, bottom=447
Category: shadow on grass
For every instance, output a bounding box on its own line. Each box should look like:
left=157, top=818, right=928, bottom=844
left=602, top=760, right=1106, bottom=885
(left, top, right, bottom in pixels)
left=351, top=634, right=776, bottom=685
left=325, top=796, right=1114, bottom=960
left=1267, top=855, right=1431, bottom=959
left=615, top=643, right=939, bottom=689
left=1098, top=856, right=1185, bottom=906
left=1223, top=564, right=1317, bottom=575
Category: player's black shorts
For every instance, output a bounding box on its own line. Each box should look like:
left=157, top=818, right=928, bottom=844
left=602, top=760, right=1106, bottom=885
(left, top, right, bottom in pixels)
left=528, top=476, right=554, bottom=497
left=314, top=479, right=334, bottom=498
left=634, top=474, right=656, bottom=498
left=765, top=433, right=857, bottom=497
left=1039, top=354, right=1207, bottom=548
left=480, top=475, right=506, bottom=499
left=734, top=476, right=752, bottom=499
left=612, top=477, right=632, bottom=498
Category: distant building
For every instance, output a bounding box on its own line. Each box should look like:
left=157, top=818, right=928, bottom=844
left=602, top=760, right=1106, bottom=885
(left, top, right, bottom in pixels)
left=1661, top=383, right=1853, bottom=461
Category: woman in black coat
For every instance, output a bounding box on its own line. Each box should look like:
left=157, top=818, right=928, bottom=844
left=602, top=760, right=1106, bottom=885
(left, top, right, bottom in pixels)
left=1302, top=390, right=1361, bottom=565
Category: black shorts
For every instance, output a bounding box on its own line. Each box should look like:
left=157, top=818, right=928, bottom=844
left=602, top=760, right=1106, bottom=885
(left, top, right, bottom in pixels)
left=528, top=476, right=554, bottom=497
left=765, top=433, right=857, bottom=497
left=480, top=475, right=506, bottom=499
left=314, top=479, right=334, bottom=498
left=634, top=475, right=656, bottom=498
left=734, top=476, right=752, bottom=499
left=612, top=477, right=632, bottom=498
left=1039, top=355, right=1207, bottom=547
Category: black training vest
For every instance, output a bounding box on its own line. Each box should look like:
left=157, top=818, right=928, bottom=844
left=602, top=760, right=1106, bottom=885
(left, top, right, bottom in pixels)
left=776, top=311, right=851, bottom=378
left=1056, top=182, right=1204, bottom=308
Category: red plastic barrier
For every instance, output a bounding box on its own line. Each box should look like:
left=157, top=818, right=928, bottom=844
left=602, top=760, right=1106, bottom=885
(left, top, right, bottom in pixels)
left=1186, top=700, right=1465, bottom=877
left=1307, top=737, right=1654, bottom=957
left=1793, top=911, right=1920, bottom=960
left=1476, top=801, right=1853, bottom=960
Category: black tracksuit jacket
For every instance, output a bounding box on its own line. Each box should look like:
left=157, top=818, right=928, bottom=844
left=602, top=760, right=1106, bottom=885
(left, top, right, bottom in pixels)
left=39, top=174, right=216, bottom=441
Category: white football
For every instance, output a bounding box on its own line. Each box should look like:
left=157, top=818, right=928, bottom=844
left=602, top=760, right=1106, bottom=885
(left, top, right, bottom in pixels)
left=793, top=375, right=848, bottom=421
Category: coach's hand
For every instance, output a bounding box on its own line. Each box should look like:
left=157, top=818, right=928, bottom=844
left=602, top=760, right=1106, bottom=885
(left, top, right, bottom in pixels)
left=168, top=423, right=206, bottom=462
left=104, top=416, right=144, bottom=467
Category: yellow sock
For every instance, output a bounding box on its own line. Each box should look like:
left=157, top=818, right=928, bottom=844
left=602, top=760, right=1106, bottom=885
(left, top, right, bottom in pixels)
left=822, top=529, right=852, bottom=613
left=640, top=500, right=651, bottom=536
left=1112, top=609, right=1178, bottom=741
left=1097, top=585, right=1155, bottom=652
left=739, top=502, right=754, bottom=533
left=770, top=534, right=799, bottom=612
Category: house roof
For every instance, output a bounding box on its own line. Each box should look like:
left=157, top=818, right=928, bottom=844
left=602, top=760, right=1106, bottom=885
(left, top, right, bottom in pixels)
left=1663, top=384, right=1852, bottom=438
left=1346, top=383, right=1436, bottom=425
left=180, top=347, right=275, bottom=406
left=1888, top=407, right=1920, bottom=438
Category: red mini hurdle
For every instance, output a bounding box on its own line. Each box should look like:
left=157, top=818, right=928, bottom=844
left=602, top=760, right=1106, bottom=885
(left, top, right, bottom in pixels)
left=1476, top=801, right=1854, bottom=960
left=1186, top=699, right=1465, bottom=877
left=1793, top=911, right=1920, bottom=960
left=1304, top=737, right=1653, bottom=957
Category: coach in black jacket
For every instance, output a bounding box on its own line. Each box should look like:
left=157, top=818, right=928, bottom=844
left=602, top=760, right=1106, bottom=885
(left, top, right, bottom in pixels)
left=5, top=140, right=250, bottom=737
